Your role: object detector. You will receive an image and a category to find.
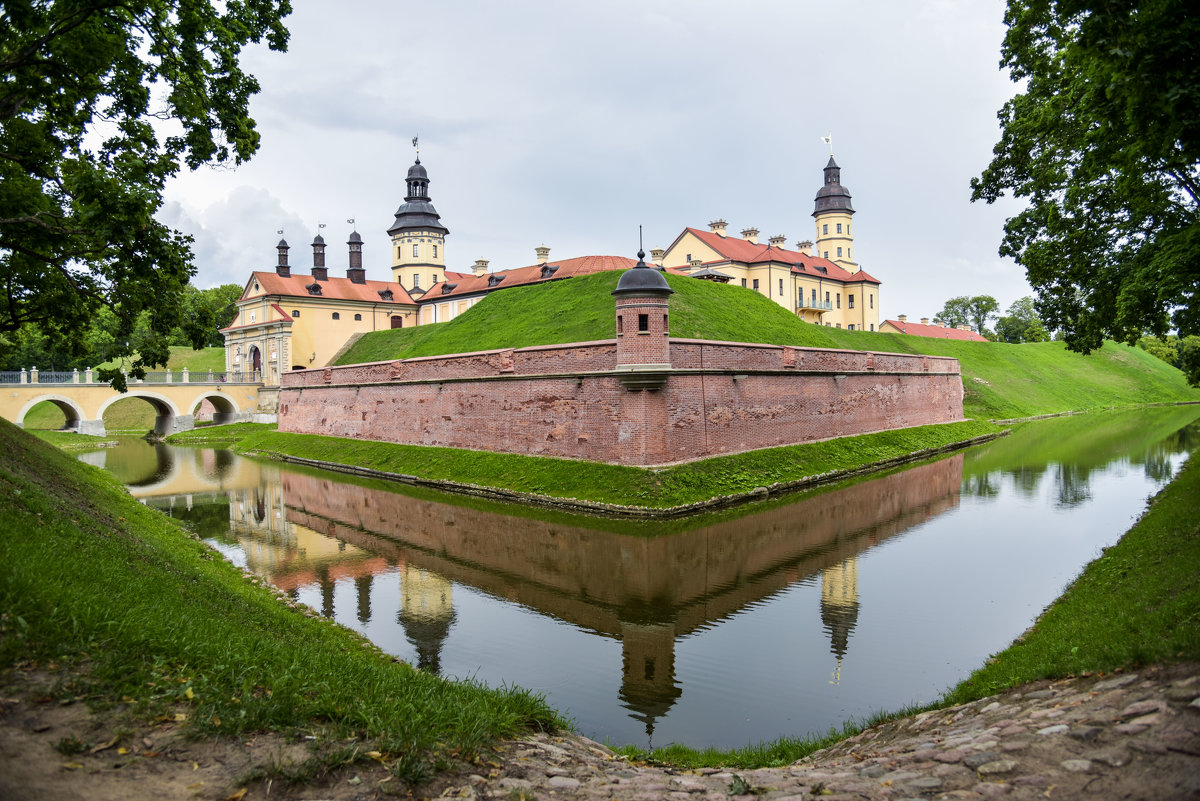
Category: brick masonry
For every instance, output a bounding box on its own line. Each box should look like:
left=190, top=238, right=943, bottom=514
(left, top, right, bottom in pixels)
left=278, top=338, right=964, bottom=466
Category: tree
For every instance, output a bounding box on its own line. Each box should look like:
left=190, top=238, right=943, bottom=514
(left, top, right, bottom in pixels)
left=995, top=296, right=1052, bottom=343
left=935, top=295, right=999, bottom=335
left=1178, top=336, right=1200, bottom=387
left=0, top=1, right=290, bottom=388
left=1136, top=335, right=1179, bottom=366
left=971, top=0, right=1200, bottom=382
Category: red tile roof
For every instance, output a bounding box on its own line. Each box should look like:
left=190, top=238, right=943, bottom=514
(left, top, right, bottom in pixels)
left=423, top=254, right=639, bottom=301
left=243, top=271, right=415, bottom=305
left=883, top=319, right=989, bottom=342
left=678, top=228, right=882, bottom=285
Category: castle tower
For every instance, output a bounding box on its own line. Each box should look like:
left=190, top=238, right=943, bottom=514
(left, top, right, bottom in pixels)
left=812, top=156, right=859, bottom=273
left=612, top=249, right=674, bottom=391
left=389, top=156, right=449, bottom=291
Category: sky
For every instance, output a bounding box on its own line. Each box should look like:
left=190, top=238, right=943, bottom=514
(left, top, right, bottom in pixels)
left=159, top=0, right=1031, bottom=323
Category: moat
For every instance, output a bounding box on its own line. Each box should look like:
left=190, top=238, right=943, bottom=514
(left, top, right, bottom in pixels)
left=81, top=406, right=1200, bottom=750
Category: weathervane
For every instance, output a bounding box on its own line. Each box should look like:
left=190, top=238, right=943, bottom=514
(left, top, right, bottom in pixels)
left=821, top=133, right=833, bottom=156
left=412, top=136, right=419, bottom=161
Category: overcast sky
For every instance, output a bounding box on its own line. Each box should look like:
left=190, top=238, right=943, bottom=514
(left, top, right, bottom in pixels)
left=159, top=0, right=1030, bottom=322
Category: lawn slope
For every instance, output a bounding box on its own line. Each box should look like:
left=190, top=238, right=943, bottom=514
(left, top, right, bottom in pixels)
left=0, top=418, right=557, bottom=783
left=335, top=272, right=1199, bottom=419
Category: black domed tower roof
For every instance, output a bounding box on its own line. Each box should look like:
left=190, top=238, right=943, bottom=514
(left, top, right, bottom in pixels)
left=612, top=250, right=674, bottom=296
left=812, top=155, right=855, bottom=217
left=387, top=157, right=449, bottom=237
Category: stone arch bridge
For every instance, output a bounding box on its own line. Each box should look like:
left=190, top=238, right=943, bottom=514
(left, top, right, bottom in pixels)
left=0, top=368, right=273, bottom=436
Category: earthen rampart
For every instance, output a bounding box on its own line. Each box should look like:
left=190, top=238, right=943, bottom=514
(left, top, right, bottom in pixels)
left=278, top=338, right=964, bottom=466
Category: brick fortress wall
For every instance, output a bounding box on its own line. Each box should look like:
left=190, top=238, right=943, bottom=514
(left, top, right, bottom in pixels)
left=278, top=338, right=964, bottom=466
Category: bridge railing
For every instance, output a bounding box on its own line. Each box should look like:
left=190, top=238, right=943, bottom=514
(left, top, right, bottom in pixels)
left=0, top=368, right=263, bottom=385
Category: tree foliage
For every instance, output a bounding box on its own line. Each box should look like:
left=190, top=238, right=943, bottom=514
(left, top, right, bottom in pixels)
left=995, top=296, right=1052, bottom=343
left=0, top=0, right=290, bottom=388
left=935, top=295, right=999, bottom=335
left=972, top=0, right=1199, bottom=373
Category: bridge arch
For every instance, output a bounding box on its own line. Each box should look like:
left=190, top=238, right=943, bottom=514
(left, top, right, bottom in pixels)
left=16, top=394, right=86, bottom=431
left=186, top=391, right=243, bottom=425
left=97, top=391, right=186, bottom=437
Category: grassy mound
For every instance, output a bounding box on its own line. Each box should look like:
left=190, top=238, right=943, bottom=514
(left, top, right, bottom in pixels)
left=0, top=418, right=558, bottom=782
left=335, top=273, right=1199, bottom=420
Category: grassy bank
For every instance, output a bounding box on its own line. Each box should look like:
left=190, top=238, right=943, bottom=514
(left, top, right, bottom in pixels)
left=170, top=419, right=1002, bottom=511
left=337, top=272, right=1199, bottom=420
left=0, top=419, right=558, bottom=784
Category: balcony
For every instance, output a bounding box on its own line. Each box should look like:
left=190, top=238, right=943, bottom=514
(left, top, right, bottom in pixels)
left=796, top=299, right=833, bottom=311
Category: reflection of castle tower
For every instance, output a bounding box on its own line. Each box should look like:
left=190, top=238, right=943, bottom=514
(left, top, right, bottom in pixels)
left=820, top=557, right=860, bottom=685
left=398, top=564, right=456, bottom=674
left=617, top=621, right=682, bottom=742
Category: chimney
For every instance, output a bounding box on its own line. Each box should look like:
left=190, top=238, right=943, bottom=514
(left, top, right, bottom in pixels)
left=276, top=238, right=291, bottom=277
left=898, top=314, right=908, bottom=323
left=768, top=234, right=787, bottom=249
left=535, top=244, right=551, bottom=265
left=797, top=239, right=814, bottom=256
left=741, top=227, right=759, bottom=244
left=708, top=219, right=728, bottom=237
left=650, top=247, right=665, bottom=266
left=921, top=317, right=930, bottom=325
left=689, top=258, right=704, bottom=269
left=310, top=234, right=328, bottom=281
left=472, top=259, right=489, bottom=276
left=346, top=231, right=365, bottom=284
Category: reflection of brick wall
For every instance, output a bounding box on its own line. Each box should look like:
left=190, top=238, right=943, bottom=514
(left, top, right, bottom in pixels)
left=278, top=340, right=964, bottom=466
left=277, top=454, right=964, bottom=633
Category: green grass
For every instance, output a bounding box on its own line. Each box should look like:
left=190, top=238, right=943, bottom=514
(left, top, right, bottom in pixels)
left=22, top=396, right=160, bottom=433
left=174, top=420, right=1001, bottom=511
left=335, top=272, right=1199, bottom=420
left=0, top=418, right=560, bottom=782
left=615, top=449, right=1200, bottom=769
left=94, top=345, right=226, bottom=373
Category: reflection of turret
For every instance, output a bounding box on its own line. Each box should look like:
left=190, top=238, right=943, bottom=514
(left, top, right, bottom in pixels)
left=820, top=557, right=859, bottom=685
left=398, top=564, right=456, bottom=674
left=617, top=621, right=681, bottom=743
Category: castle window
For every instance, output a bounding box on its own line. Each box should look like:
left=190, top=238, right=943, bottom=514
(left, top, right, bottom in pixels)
left=332, top=312, right=340, bottom=320
left=848, top=324, right=855, bottom=330
left=824, top=251, right=829, bottom=259
left=397, top=247, right=402, bottom=259
left=825, top=291, right=831, bottom=305
left=752, top=279, right=759, bottom=291
left=779, top=278, right=784, bottom=296
left=837, top=247, right=843, bottom=257
left=291, top=310, right=300, bottom=318
left=811, top=289, right=817, bottom=306
left=837, top=293, right=841, bottom=309
left=741, top=278, right=747, bottom=288
left=413, top=244, right=419, bottom=258
left=354, top=313, right=362, bottom=321
left=685, top=253, right=691, bottom=262
left=413, top=275, right=420, bottom=288
left=823, top=224, right=828, bottom=235
left=837, top=223, right=842, bottom=233
left=870, top=294, right=874, bottom=309
left=249, top=311, right=256, bottom=322
left=848, top=294, right=855, bottom=309
left=638, top=314, right=649, bottom=332
left=870, top=323, right=875, bottom=331
left=432, top=244, right=437, bottom=258
left=617, top=315, right=623, bottom=334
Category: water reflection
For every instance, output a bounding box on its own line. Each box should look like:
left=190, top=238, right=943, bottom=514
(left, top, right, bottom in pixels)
left=110, top=404, right=1199, bottom=749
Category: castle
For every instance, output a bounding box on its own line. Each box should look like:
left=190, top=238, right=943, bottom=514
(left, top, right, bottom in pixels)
left=221, top=155, right=883, bottom=386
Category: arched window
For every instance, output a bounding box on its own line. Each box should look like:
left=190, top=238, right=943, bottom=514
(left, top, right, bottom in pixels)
left=354, top=313, right=362, bottom=321
left=332, top=312, right=340, bottom=320
left=291, top=310, right=300, bottom=318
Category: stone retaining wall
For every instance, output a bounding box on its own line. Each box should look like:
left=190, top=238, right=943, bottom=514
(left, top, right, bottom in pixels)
left=278, top=339, right=964, bottom=466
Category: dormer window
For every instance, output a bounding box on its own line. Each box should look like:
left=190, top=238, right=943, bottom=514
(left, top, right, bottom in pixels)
left=540, top=264, right=559, bottom=279
left=378, top=289, right=394, bottom=301
left=487, top=274, right=504, bottom=288
left=440, top=282, right=457, bottom=295
left=253, top=282, right=259, bottom=292
left=306, top=282, right=322, bottom=295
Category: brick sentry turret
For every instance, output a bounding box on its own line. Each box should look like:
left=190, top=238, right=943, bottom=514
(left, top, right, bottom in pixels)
left=612, top=249, right=674, bottom=390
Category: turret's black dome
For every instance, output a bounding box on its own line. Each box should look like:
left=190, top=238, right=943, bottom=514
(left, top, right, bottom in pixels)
left=813, top=156, right=855, bottom=216
left=612, top=252, right=674, bottom=296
